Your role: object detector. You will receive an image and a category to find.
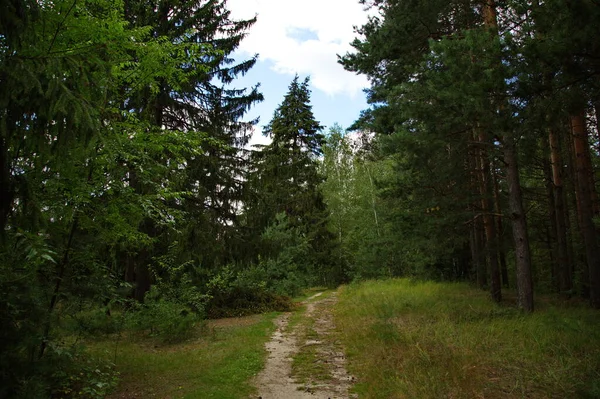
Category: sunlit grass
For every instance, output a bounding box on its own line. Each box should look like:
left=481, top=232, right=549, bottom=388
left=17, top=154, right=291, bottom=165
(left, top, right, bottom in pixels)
left=335, top=279, right=600, bottom=399
left=88, top=313, right=278, bottom=399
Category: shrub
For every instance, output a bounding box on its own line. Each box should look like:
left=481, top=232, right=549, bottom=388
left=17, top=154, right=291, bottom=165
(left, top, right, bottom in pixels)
left=205, top=266, right=293, bottom=318
left=126, top=295, right=201, bottom=343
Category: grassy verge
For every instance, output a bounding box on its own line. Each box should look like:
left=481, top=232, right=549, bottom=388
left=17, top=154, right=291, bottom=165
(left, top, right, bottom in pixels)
left=335, top=279, right=600, bottom=399
left=87, top=313, right=277, bottom=399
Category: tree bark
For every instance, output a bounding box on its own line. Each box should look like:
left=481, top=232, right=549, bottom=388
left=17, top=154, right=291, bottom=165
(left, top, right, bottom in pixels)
left=472, top=217, right=487, bottom=289
left=0, top=137, right=13, bottom=236
left=566, top=126, right=589, bottom=297
left=548, top=127, right=573, bottom=295
left=492, top=163, right=509, bottom=288
left=595, top=101, right=600, bottom=153
left=571, top=111, right=600, bottom=308
left=483, top=0, right=533, bottom=310
left=469, top=144, right=487, bottom=289
left=542, top=138, right=559, bottom=290
left=503, top=139, right=534, bottom=311
left=477, top=130, right=501, bottom=302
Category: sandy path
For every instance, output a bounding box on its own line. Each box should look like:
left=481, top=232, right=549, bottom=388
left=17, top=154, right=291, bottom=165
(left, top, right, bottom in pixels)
left=254, top=291, right=355, bottom=399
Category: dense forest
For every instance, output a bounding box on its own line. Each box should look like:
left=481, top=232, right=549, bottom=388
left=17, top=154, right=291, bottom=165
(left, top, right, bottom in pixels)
left=1, top=0, right=599, bottom=397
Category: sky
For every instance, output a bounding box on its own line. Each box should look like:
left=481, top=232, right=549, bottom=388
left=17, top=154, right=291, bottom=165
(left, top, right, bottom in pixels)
left=225, top=0, right=374, bottom=146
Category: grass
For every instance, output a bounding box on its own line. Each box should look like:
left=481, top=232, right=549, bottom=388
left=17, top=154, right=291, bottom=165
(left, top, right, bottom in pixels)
left=335, top=279, right=600, bottom=399
left=284, top=287, right=329, bottom=333
left=289, top=289, right=335, bottom=385
left=87, top=313, right=278, bottom=399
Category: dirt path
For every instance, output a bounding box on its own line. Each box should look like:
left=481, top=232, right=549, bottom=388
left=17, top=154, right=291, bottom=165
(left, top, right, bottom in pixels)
left=254, top=291, right=356, bottom=399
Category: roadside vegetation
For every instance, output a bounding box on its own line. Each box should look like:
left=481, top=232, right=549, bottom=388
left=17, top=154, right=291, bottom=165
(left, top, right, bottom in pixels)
left=335, top=279, right=600, bottom=399
left=87, top=313, right=277, bottom=399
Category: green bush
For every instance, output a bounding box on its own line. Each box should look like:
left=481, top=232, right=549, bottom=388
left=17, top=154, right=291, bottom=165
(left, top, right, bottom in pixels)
left=205, top=266, right=293, bottom=318
left=50, top=350, right=119, bottom=399
left=9, top=346, right=119, bottom=399
left=126, top=297, right=201, bottom=343
left=67, top=308, right=122, bottom=336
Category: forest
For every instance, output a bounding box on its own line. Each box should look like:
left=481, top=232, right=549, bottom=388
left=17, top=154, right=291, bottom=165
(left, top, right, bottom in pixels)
left=1, top=0, right=600, bottom=397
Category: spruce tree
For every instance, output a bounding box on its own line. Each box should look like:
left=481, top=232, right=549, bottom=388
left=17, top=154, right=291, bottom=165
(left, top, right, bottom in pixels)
left=248, top=76, right=341, bottom=285
left=251, top=76, right=324, bottom=228
left=120, top=0, right=263, bottom=295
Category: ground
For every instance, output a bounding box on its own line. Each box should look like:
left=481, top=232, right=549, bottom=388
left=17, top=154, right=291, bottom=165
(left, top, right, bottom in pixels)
left=254, top=291, right=356, bottom=399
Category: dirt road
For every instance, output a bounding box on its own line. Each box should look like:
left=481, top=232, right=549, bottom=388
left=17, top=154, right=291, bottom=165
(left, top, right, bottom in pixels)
left=254, top=291, right=356, bottom=399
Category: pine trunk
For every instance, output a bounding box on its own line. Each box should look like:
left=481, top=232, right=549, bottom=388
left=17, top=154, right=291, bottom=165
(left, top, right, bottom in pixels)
left=571, top=111, right=600, bottom=308
left=595, top=101, right=600, bottom=153
left=549, top=127, right=573, bottom=295
left=478, top=130, right=502, bottom=302
left=543, top=144, right=559, bottom=291
left=0, top=137, right=12, bottom=235
left=503, top=139, right=534, bottom=311
left=470, top=222, right=481, bottom=285
left=566, top=128, right=590, bottom=297
left=483, top=0, right=533, bottom=310
left=476, top=219, right=488, bottom=289
left=492, top=165, right=509, bottom=288
left=469, top=143, right=487, bottom=289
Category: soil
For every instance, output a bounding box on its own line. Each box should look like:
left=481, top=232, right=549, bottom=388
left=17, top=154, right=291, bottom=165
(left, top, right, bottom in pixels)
left=253, top=291, right=356, bottom=399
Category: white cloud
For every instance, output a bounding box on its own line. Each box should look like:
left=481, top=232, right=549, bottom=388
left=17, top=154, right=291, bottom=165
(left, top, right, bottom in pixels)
left=227, top=0, right=372, bottom=97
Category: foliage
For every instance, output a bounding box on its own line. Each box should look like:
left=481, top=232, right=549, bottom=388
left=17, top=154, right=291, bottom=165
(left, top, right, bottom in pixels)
left=339, top=0, right=600, bottom=306
left=0, top=0, right=263, bottom=394
left=50, top=353, right=119, bottom=399
left=258, top=213, right=315, bottom=295
left=126, top=295, right=201, bottom=344
left=245, top=76, right=343, bottom=293
left=205, top=259, right=294, bottom=318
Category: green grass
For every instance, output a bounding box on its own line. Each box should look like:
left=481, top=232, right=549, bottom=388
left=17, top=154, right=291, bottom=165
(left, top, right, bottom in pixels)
left=87, top=313, right=278, bottom=399
left=290, top=289, right=334, bottom=385
left=291, top=315, right=332, bottom=384
left=335, top=279, right=600, bottom=399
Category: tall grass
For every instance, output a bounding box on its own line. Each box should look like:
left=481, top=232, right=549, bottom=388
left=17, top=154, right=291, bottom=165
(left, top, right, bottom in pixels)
left=335, top=279, right=600, bottom=399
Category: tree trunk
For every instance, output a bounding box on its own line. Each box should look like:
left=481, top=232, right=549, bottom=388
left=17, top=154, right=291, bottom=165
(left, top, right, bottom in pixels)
left=594, top=101, right=600, bottom=154
left=492, top=164, right=509, bottom=288
left=571, top=111, right=600, bottom=308
left=478, top=130, right=501, bottom=302
left=469, top=144, right=487, bottom=289
left=483, top=0, right=533, bottom=310
left=542, top=142, right=559, bottom=291
left=474, top=217, right=487, bottom=289
left=566, top=126, right=589, bottom=297
left=0, top=137, right=13, bottom=236
left=549, top=127, right=573, bottom=295
left=128, top=168, right=153, bottom=302
left=503, top=139, right=534, bottom=311
left=365, top=164, right=381, bottom=238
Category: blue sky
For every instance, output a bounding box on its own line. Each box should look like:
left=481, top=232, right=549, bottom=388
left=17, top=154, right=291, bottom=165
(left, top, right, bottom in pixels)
left=233, top=58, right=369, bottom=138
left=226, top=0, right=375, bottom=146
